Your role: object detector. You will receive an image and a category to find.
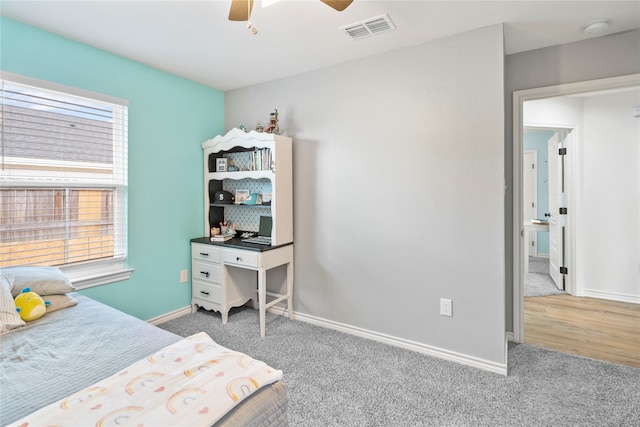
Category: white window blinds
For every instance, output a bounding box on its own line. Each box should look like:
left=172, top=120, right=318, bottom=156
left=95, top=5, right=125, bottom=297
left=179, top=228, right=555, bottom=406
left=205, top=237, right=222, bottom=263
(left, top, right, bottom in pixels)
left=1, top=74, right=128, bottom=272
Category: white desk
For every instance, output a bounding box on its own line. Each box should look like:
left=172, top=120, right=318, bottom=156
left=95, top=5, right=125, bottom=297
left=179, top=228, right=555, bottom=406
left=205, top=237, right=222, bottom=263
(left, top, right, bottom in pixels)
left=191, top=238, right=294, bottom=338
left=523, top=221, right=549, bottom=273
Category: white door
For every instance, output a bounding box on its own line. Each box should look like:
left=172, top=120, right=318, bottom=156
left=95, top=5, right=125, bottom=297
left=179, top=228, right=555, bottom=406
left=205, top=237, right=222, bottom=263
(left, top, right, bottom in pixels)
left=523, top=150, right=538, bottom=257
left=547, top=132, right=564, bottom=290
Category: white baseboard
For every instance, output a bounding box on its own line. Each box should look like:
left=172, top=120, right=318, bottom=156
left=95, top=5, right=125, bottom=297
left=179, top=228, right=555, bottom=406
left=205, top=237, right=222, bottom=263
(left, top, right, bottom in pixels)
left=579, top=289, right=640, bottom=304
left=269, top=306, right=507, bottom=376
left=147, top=306, right=192, bottom=325
left=148, top=304, right=508, bottom=375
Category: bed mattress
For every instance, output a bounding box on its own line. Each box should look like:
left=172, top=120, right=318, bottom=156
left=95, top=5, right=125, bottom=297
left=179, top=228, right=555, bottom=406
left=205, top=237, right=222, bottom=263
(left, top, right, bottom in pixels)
left=0, top=294, right=287, bottom=426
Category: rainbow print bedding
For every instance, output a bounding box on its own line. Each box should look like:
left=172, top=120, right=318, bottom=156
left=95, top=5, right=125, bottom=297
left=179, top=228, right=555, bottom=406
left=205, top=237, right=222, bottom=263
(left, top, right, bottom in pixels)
left=7, top=332, right=282, bottom=427
left=1, top=294, right=288, bottom=426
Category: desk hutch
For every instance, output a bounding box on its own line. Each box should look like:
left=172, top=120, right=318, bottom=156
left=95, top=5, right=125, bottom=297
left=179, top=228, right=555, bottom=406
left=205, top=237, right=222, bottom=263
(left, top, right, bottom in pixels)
left=191, top=128, right=294, bottom=337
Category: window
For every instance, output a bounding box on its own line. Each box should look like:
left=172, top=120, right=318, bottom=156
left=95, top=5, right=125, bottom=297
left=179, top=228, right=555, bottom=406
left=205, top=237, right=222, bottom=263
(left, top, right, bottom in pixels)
left=0, top=73, right=131, bottom=288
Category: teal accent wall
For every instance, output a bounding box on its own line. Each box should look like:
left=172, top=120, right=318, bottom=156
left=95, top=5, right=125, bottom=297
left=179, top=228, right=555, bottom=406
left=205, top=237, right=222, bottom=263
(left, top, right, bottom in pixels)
left=1, top=17, right=224, bottom=320
left=523, top=130, right=555, bottom=255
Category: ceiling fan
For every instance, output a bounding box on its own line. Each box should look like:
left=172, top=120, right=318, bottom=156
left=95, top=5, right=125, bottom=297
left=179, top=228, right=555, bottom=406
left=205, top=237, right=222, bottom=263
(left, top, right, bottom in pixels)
left=229, top=0, right=353, bottom=21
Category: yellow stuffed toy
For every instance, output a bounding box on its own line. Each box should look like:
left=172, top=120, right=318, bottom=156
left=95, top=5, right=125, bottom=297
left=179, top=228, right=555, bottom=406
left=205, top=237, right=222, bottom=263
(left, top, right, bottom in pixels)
left=15, top=287, right=50, bottom=322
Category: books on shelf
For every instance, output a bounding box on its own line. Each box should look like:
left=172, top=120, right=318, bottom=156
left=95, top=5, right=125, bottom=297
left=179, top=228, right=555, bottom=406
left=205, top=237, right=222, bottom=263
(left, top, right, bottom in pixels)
left=250, top=148, right=272, bottom=171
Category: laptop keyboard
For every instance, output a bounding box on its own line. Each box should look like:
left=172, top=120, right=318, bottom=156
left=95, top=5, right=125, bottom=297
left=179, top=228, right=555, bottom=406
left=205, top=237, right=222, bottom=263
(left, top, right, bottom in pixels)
left=242, top=237, right=271, bottom=245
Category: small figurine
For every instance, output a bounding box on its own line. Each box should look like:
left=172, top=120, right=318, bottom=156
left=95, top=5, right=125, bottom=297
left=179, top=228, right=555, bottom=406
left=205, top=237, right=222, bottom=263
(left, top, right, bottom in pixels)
left=239, top=124, right=247, bottom=132
left=256, top=122, right=264, bottom=133
left=264, top=109, right=280, bottom=134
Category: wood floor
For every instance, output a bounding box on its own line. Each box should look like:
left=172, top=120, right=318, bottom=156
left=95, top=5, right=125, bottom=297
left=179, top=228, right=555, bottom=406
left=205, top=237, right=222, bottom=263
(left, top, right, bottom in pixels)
left=524, top=294, right=640, bottom=368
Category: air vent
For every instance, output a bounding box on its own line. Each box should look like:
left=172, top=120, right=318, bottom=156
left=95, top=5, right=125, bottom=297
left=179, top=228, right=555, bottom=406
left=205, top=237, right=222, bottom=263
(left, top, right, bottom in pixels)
left=341, top=14, right=395, bottom=40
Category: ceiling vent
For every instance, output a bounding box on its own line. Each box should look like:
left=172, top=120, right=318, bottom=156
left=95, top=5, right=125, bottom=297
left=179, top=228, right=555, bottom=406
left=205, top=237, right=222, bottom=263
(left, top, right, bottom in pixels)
left=341, top=14, right=395, bottom=40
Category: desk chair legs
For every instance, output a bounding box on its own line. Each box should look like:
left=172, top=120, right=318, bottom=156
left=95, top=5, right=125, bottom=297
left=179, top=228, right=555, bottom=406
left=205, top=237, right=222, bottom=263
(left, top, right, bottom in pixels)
left=258, top=269, right=267, bottom=338
left=286, top=261, right=294, bottom=320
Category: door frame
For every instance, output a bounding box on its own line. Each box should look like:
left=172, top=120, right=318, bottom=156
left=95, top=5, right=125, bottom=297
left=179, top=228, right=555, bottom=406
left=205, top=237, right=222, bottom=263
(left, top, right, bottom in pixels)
left=547, top=131, right=565, bottom=290
left=522, top=149, right=538, bottom=257
left=512, top=73, right=640, bottom=343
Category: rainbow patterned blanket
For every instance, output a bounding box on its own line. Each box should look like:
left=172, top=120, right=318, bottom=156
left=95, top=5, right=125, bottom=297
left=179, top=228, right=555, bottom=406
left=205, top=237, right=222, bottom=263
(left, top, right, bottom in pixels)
left=8, top=332, right=282, bottom=427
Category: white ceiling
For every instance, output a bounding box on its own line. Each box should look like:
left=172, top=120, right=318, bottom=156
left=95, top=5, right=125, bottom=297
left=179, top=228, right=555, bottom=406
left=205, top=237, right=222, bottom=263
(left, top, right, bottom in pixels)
left=3, top=1, right=639, bottom=91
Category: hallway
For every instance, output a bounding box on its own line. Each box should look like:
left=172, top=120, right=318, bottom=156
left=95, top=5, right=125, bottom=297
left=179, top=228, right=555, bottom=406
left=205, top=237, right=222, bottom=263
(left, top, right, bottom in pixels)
left=524, top=294, right=640, bottom=368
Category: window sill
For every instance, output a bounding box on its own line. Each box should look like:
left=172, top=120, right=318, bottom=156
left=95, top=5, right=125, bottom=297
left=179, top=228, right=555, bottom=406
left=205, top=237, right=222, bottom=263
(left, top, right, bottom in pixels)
left=61, top=258, right=134, bottom=290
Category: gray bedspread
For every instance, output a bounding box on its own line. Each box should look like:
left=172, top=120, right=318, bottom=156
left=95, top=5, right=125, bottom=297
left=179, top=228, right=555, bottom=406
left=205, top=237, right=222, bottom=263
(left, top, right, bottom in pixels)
left=0, top=294, right=182, bottom=425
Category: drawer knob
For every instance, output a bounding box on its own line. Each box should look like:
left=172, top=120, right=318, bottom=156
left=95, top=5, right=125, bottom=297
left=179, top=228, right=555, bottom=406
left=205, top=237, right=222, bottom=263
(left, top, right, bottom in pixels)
left=200, top=290, right=210, bottom=296
left=200, top=252, right=209, bottom=256
left=200, top=271, right=209, bottom=277
left=236, top=256, right=241, bottom=261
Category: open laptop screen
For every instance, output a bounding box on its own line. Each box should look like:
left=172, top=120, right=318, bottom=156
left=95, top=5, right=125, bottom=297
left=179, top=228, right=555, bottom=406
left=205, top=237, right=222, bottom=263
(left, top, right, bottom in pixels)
left=258, top=215, right=272, bottom=238
left=242, top=216, right=273, bottom=245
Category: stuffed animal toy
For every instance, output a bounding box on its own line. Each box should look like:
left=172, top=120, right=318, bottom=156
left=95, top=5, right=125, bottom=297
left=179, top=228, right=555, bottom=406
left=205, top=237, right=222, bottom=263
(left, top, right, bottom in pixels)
left=15, top=287, right=50, bottom=322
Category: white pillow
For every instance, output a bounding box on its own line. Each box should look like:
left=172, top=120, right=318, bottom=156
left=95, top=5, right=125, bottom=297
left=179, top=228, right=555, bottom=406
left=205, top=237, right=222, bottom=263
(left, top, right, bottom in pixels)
left=3, top=266, right=75, bottom=297
left=0, top=274, right=26, bottom=334
left=45, top=293, right=79, bottom=313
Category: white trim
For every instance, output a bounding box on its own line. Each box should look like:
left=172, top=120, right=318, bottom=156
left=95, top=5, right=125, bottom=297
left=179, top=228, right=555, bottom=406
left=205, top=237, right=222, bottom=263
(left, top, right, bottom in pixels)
left=514, top=74, right=640, bottom=101
left=269, top=306, right=507, bottom=376
left=523, top=149, right=538, bottom=257
left=70, top=268, right=133, bottom=289
left=580, top=290, right=640, bottom=304
left=564, top=129, right=578, bottom=296
left=151, top=303, right=507, bottom=375
left=62, top=257, right=133, bottom=289
left=1, top=70, right=129, bottom=106
left=512, top=73, right=640, bottom=343
left=504, top=333, right=510, bottom=374
left=147, top=306, right=193, bottom=326
left=513, top=91, right=525, bottom=343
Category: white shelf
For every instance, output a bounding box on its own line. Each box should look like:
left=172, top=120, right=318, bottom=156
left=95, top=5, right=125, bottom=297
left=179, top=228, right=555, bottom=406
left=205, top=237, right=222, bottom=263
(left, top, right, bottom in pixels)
left=202, top=128, right=277, bottom=151
left=202, top=128, right=293, bottom=246
left=206, top=171, right=273, bottom=181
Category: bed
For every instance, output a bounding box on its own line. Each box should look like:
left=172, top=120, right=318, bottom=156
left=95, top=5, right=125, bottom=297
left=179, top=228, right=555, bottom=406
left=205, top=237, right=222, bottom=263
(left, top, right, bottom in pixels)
left=0, top=269, right=288, bottom=426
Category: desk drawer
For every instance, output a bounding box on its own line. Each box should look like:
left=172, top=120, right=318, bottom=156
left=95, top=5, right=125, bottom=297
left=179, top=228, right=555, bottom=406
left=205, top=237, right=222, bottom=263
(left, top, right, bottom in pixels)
left=192, top=243, right=221, bottom=263
left=223, top=249, right=259, bottom=268
left=192, top=261, right=221, bottom=283
left=192, top=282, right=222, bottom=304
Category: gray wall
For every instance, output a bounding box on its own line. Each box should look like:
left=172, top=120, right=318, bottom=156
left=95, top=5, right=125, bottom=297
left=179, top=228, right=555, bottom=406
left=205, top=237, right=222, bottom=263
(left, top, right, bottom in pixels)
left=504, top=29, right=640, bottom=331
left=226, top=25, right=506, bottom=366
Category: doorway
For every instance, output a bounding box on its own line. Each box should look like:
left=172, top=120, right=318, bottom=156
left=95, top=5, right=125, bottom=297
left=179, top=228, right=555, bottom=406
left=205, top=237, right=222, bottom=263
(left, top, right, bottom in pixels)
left=512, top=74, right=640, bottom=363
left=522, top=128, right=571, bottom=297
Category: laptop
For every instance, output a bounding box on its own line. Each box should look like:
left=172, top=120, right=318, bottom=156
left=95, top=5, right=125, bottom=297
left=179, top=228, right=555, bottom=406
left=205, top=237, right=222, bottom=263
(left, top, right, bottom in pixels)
left=242, top=216, right=272, bottom=245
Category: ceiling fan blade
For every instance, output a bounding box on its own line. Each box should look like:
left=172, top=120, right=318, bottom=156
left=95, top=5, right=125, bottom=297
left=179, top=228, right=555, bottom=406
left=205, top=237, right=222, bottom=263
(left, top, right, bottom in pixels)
left=320, top=0, right=353, bottom=12
left=229, top=0, right=254, bottom=21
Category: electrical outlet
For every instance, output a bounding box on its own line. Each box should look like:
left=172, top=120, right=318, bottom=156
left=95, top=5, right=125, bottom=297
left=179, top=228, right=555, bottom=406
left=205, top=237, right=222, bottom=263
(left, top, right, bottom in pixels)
left=440, top=298, right=453, bottom=317
left=180, top=269, right=188, bottom=283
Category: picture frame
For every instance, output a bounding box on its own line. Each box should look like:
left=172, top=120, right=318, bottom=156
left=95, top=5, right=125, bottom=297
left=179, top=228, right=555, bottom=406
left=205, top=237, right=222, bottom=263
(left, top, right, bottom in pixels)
left=261, top=192, right=272, bottom=205
left=234, top=189, right=249, bottom=204
left=216, top=158, right=227, bottom=172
